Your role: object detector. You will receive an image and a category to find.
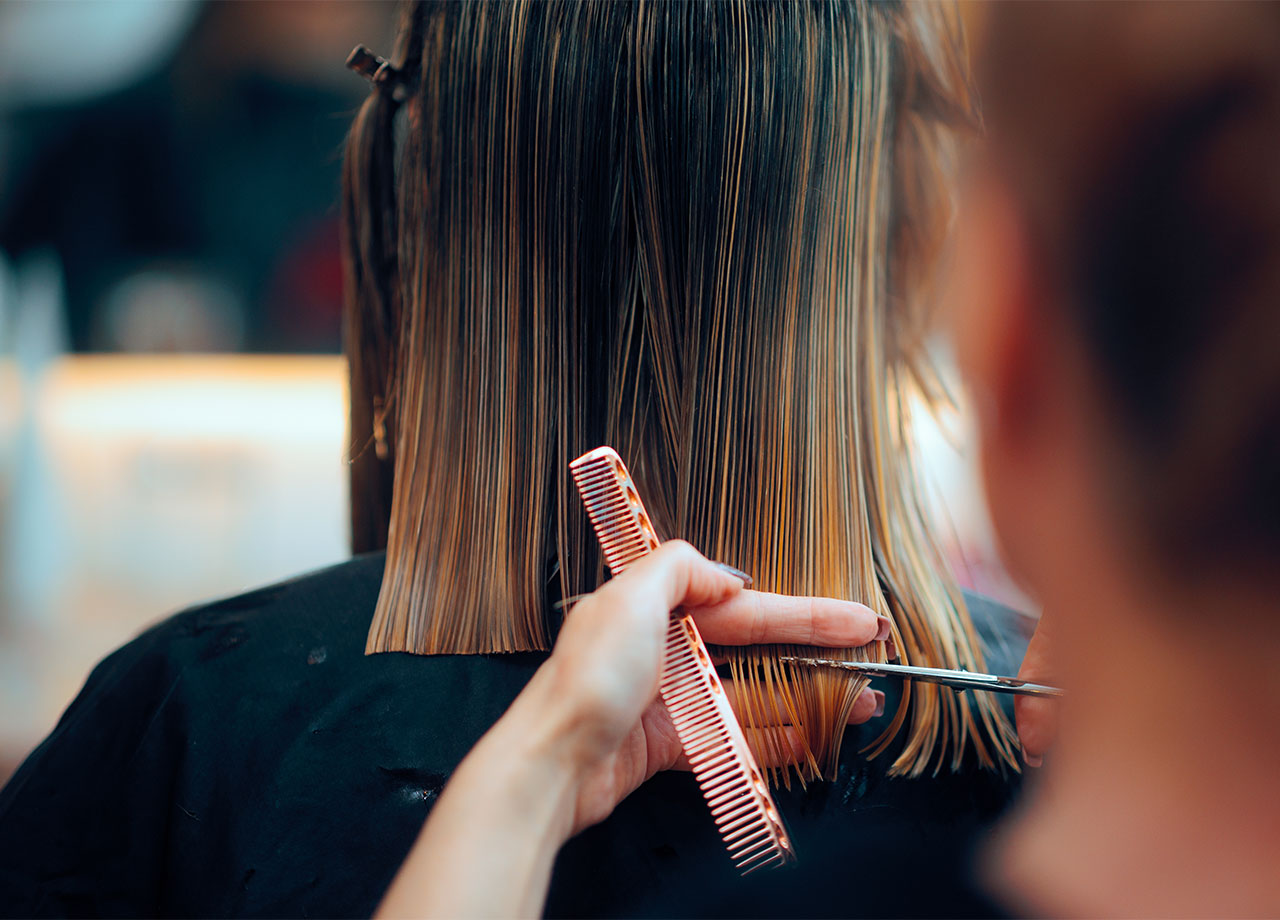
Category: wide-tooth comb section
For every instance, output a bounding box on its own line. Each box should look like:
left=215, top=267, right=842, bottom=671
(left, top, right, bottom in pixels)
left=569, top=448, right=661, bottom=574
left=570, top=447, right=795, bottom=874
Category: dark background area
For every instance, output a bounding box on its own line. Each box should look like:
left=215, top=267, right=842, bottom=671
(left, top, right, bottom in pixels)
left=0, top=0, right=397, bottom=353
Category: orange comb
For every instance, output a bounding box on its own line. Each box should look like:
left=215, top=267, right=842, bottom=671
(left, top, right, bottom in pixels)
left=570, top=446, right=795, bottom=874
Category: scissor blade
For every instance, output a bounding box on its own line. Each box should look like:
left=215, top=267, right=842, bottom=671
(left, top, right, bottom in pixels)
left=778, top=656, right=1065, bottom=698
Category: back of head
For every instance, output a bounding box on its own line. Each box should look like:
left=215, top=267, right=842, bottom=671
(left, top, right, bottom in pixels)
left=979, top=2, right=1280, bottom=591
left=344, top=0, right=1017, bottom=779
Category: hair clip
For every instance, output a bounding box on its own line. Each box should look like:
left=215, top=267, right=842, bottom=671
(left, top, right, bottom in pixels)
left=346, top=45, right=409, bottom=102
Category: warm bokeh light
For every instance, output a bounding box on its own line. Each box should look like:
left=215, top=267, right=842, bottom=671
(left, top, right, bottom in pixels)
left=0, top=356, right=350, bottom=780
left=0, top=354, right=1025, bottom=785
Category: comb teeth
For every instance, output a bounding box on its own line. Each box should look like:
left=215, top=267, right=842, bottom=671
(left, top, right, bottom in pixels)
left=569, top=448, right=662, bottom=575
left=570, top=447, right=795, bottom=874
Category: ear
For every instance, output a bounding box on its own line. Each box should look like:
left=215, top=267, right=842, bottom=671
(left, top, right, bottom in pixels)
left=951, top=175, right=1045, bottom=455
left=950, top=173, right=1063, bottom=591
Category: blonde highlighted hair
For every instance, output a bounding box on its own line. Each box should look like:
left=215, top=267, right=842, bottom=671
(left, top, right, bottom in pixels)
left=344, top=0, right=1017, bottom=780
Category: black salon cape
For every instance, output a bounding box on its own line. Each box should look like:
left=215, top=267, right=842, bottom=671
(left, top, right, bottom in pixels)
left=0, top=552, right=1029, bottom=918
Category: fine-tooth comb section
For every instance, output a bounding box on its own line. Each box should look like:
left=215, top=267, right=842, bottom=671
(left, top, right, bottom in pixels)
left=569, top=446, right=795, bottom=874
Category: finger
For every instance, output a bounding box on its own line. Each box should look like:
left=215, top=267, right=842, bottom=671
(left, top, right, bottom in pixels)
left=720, top=680, right=885, bottom=727
left=848, top=687, right=886, bottom=723
left=1015, top=616, right=1059, bottom=766
left=596, top=540, right=744, bottom=618
left=570, top=541, right=742, bottom=655
left=709, top=637, right=897, bottom=665
left=690, top=590, right=887, bottom=647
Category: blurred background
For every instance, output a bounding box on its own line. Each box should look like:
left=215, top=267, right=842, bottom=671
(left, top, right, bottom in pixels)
left=0, top=0, right=1021, bottom=786
left=0, top=0, right=394, bottom=783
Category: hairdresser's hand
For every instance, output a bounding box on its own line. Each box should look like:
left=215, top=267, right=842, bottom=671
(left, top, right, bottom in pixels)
left=1015, top=613, right=1060, bottom=767
left=377, top=541, right=886, bottom=919
left=524, top=541, right=888, bottom=835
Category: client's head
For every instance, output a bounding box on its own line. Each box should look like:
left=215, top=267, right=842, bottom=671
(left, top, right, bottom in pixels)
left=344, top=0, right=1018, bottom=779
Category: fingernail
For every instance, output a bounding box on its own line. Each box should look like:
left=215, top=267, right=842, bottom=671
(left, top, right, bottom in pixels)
left=712, top=561, right=753, bottom=587
left=1023, top=751, right=1043, bottom=768
left=874, top=616, right=892, bottom=642
left=872, top=690, right=885, bottom=718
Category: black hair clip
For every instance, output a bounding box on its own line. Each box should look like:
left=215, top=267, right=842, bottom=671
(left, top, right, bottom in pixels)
left=346, top=45, right=409, bottom=103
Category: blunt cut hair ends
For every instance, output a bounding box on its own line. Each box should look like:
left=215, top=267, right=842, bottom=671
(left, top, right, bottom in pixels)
left=343, top=0, right=1018, bottom=780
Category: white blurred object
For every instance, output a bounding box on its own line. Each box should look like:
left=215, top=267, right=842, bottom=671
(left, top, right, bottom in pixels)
left=908, top=344, right=1034, bottom=614
left=100, top=268, right=245, bottom=352
left=33, top=357, right=349, bottom=597
left=0, top=1, right=198, bottom=108
left=0, top=355, right=350, bottom=777
left=0, top=350, right=1026, bottom=781
left=6, top=251, right=69, bottom=625
left=7, top=249, right=67, bottom=372
left=0, top=250, right=9, bottom=353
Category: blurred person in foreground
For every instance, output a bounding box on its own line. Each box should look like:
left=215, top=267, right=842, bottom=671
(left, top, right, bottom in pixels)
left=965, top=3, right=1280, bottom=915
left=372, top=3, right=1280, bottom=916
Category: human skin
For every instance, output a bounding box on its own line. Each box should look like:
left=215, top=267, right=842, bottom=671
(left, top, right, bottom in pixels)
left=951, top=170, right=1280, bottom=918
left=375, top=541, right=888, bottom=919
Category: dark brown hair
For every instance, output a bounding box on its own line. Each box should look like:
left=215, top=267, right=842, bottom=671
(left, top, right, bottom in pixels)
left=344, top=0, right=1017, bottom=779
left=980, top=3, right=1280, bottom=582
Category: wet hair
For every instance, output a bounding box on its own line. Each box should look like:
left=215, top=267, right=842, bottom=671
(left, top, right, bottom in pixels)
left=344, top=0, right=1018, bottom=780
left=980, top=3, right=1280, bottom=583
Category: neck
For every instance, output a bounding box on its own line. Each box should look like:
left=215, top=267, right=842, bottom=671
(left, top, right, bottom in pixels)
left=988, top=572, right=1280, bottom=918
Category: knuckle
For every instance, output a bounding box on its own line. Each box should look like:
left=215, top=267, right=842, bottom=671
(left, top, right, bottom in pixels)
left=853, top=604, right=880, bottom=645
left=749, top=593, right=770, bottom=645
left=805, top=598, right=824, bottom=644
left=665, top=539, right=698, bottom=565
left=806, top=599, right=860, bottom=645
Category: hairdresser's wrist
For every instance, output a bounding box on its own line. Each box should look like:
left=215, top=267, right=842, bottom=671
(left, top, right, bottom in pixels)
left=516, top=635, right=637, bottom=762
left=529, top=653, right=619, bottom=767
left=486, top=660, right=606, bottom=841
left=378, top=667, right=584, bottom=918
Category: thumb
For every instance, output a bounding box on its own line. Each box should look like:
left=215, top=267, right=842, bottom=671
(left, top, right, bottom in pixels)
left=603, top=540, right=746, bottom=614
left=1015, top=614, right=1059, bottom=767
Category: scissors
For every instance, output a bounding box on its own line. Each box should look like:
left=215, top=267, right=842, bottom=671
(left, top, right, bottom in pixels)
left=779, top=656, right=1065, bottom=698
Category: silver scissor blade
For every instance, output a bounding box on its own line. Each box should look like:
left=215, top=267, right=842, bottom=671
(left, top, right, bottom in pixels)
left=778, top=656, right=1065, bottom=698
